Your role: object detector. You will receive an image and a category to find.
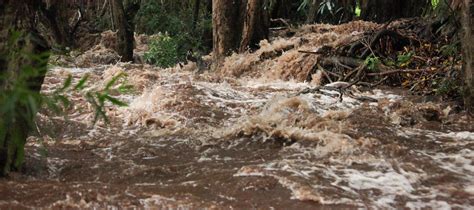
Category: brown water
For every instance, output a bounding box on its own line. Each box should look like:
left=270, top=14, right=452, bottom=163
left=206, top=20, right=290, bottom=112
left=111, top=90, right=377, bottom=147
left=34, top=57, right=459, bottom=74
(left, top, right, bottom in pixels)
left=1, top=21, right=474, bottom=209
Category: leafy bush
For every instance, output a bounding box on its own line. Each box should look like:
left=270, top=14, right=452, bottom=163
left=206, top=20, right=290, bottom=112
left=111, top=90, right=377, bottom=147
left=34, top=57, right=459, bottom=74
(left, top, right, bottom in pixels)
left=397, top=51, right=414, bottom=67
left=135, top=0, right=212, bottom=64
left=365, top=55, right=381, bottom=72
left=144, top=34, right=179, bottom=68
left=433, top=77, right=461, bottom=97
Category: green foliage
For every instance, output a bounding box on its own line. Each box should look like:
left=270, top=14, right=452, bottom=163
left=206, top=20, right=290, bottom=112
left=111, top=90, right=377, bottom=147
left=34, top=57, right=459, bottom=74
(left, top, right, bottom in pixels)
left=433, top=77, right=460, bottom=96
left=144, top=34, right=179, bottom=68
left=297, top=0, right=310, bottom=12
left=440, top=42, right=459, bottom=57
left=135, top=0, right=212, bottom=64
left=365, top=55, right=381, bottom=72
left=90, top=72, right=131, bottom=123
left=355, top=5, right=361, bottom=17
left=397, top=51, right=414, bottom=67
left=428, top=0, right=461, bottom=36
left=49, top=72, right=130, bottom=124
left=303, top=0, right=355, bottom=24
left=135, top=1, right=179, bottom=35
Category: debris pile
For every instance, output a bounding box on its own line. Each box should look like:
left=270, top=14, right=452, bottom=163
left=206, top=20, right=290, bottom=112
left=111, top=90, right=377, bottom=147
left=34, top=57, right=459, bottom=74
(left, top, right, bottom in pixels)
left=217, top=18, right=462, bottom=100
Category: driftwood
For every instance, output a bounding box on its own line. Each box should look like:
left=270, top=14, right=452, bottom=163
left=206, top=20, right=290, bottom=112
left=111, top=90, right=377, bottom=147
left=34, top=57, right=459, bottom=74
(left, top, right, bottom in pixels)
left=269, top=27, right=288, bottom=31
left=367, top=69, right=426, bottom=76
left=298, top=50, right=322, bottom=55
left=297, top=80, right=378, bottom=103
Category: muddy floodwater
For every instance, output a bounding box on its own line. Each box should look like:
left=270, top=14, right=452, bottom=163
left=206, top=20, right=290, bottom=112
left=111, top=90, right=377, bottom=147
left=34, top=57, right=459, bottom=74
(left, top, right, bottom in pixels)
left=0, top=64, right=472, bottom=209
left=1, top=21, right=474, bottom=209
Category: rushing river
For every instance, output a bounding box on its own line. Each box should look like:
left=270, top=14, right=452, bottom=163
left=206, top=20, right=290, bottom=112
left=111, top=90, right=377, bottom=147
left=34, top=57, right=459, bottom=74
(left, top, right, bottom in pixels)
left=0, top=63, right=472, bottom=209
left=1, top=21, right=473, bottom=209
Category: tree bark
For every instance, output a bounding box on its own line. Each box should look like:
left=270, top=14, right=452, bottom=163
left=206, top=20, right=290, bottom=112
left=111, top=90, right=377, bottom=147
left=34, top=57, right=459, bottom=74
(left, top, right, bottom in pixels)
left=111, top=0, right=134, bottom=62
left=0, top=0, right=50, bottom=176
left=212, top=0, right=269, bottom=68
left=39, top=2, right=73, bottom=49
left=212, top=0, right=245, bottom=68
left=38, top=0, right=90, bottom=50
left=240, top=0, right=269, bottom=52
left=461, top=0, right=474, bottom=112
left=307, top=0, right=323, bottom=23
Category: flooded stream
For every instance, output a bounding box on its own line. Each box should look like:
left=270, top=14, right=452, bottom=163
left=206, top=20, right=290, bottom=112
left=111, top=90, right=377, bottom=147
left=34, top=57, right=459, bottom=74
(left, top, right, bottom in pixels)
left=1, top=21, right=473, bottom=209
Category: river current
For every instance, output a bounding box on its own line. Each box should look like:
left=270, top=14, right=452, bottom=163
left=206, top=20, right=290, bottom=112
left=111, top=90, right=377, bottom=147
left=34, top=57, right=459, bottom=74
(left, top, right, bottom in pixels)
left=1, top=21, right=473, bottom=209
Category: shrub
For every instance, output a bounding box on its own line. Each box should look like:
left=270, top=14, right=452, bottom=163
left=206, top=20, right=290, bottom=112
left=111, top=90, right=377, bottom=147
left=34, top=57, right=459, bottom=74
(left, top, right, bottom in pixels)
left=144, top=34, right=179, bottom=68
left=135, top=0, right=212, bottom=62
left=365, top=55, right=381, bottom=72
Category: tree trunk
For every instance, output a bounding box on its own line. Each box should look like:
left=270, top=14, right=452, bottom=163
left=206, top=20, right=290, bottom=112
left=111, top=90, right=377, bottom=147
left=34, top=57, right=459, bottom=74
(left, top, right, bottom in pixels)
left=0, top=0, right=50, bottom=176
left=461, top=0, right=474, bottom=112
left=212, top=0, right=245, bottom=68
left=39, top=2, right=73, bottom=49
left=38, top=1, right=89, bottom=50
left=240, top=0, right=269, bottom=52
left=212, top=0, right=269, bottom=68
left=306, top=0, right=323, bottom=23
left=111, top=0, right=134, bottom=62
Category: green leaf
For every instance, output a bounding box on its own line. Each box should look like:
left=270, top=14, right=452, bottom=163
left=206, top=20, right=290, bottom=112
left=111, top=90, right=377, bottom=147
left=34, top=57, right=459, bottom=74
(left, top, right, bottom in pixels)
left=104, top=95, right=128, bottom=107
left=97, top=92, right=107, bottom=105
left=59, top=75, right=73, bottom=92
left=56, top=95, right=71, bottom=109
left=86, top=92, right=108, bottom=124
left=45, top=98, right=61, bottom=114
left=27, top=94, right=39, bottom=118
left=397, top=52, right=414, bottom=67
left=364, top=56, right=381, bottom=72
left=74, top=74, right=89, bottom=91
left=105, top=73, right=125, bottom=91
left=118, top=84, right=134, bottom=94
